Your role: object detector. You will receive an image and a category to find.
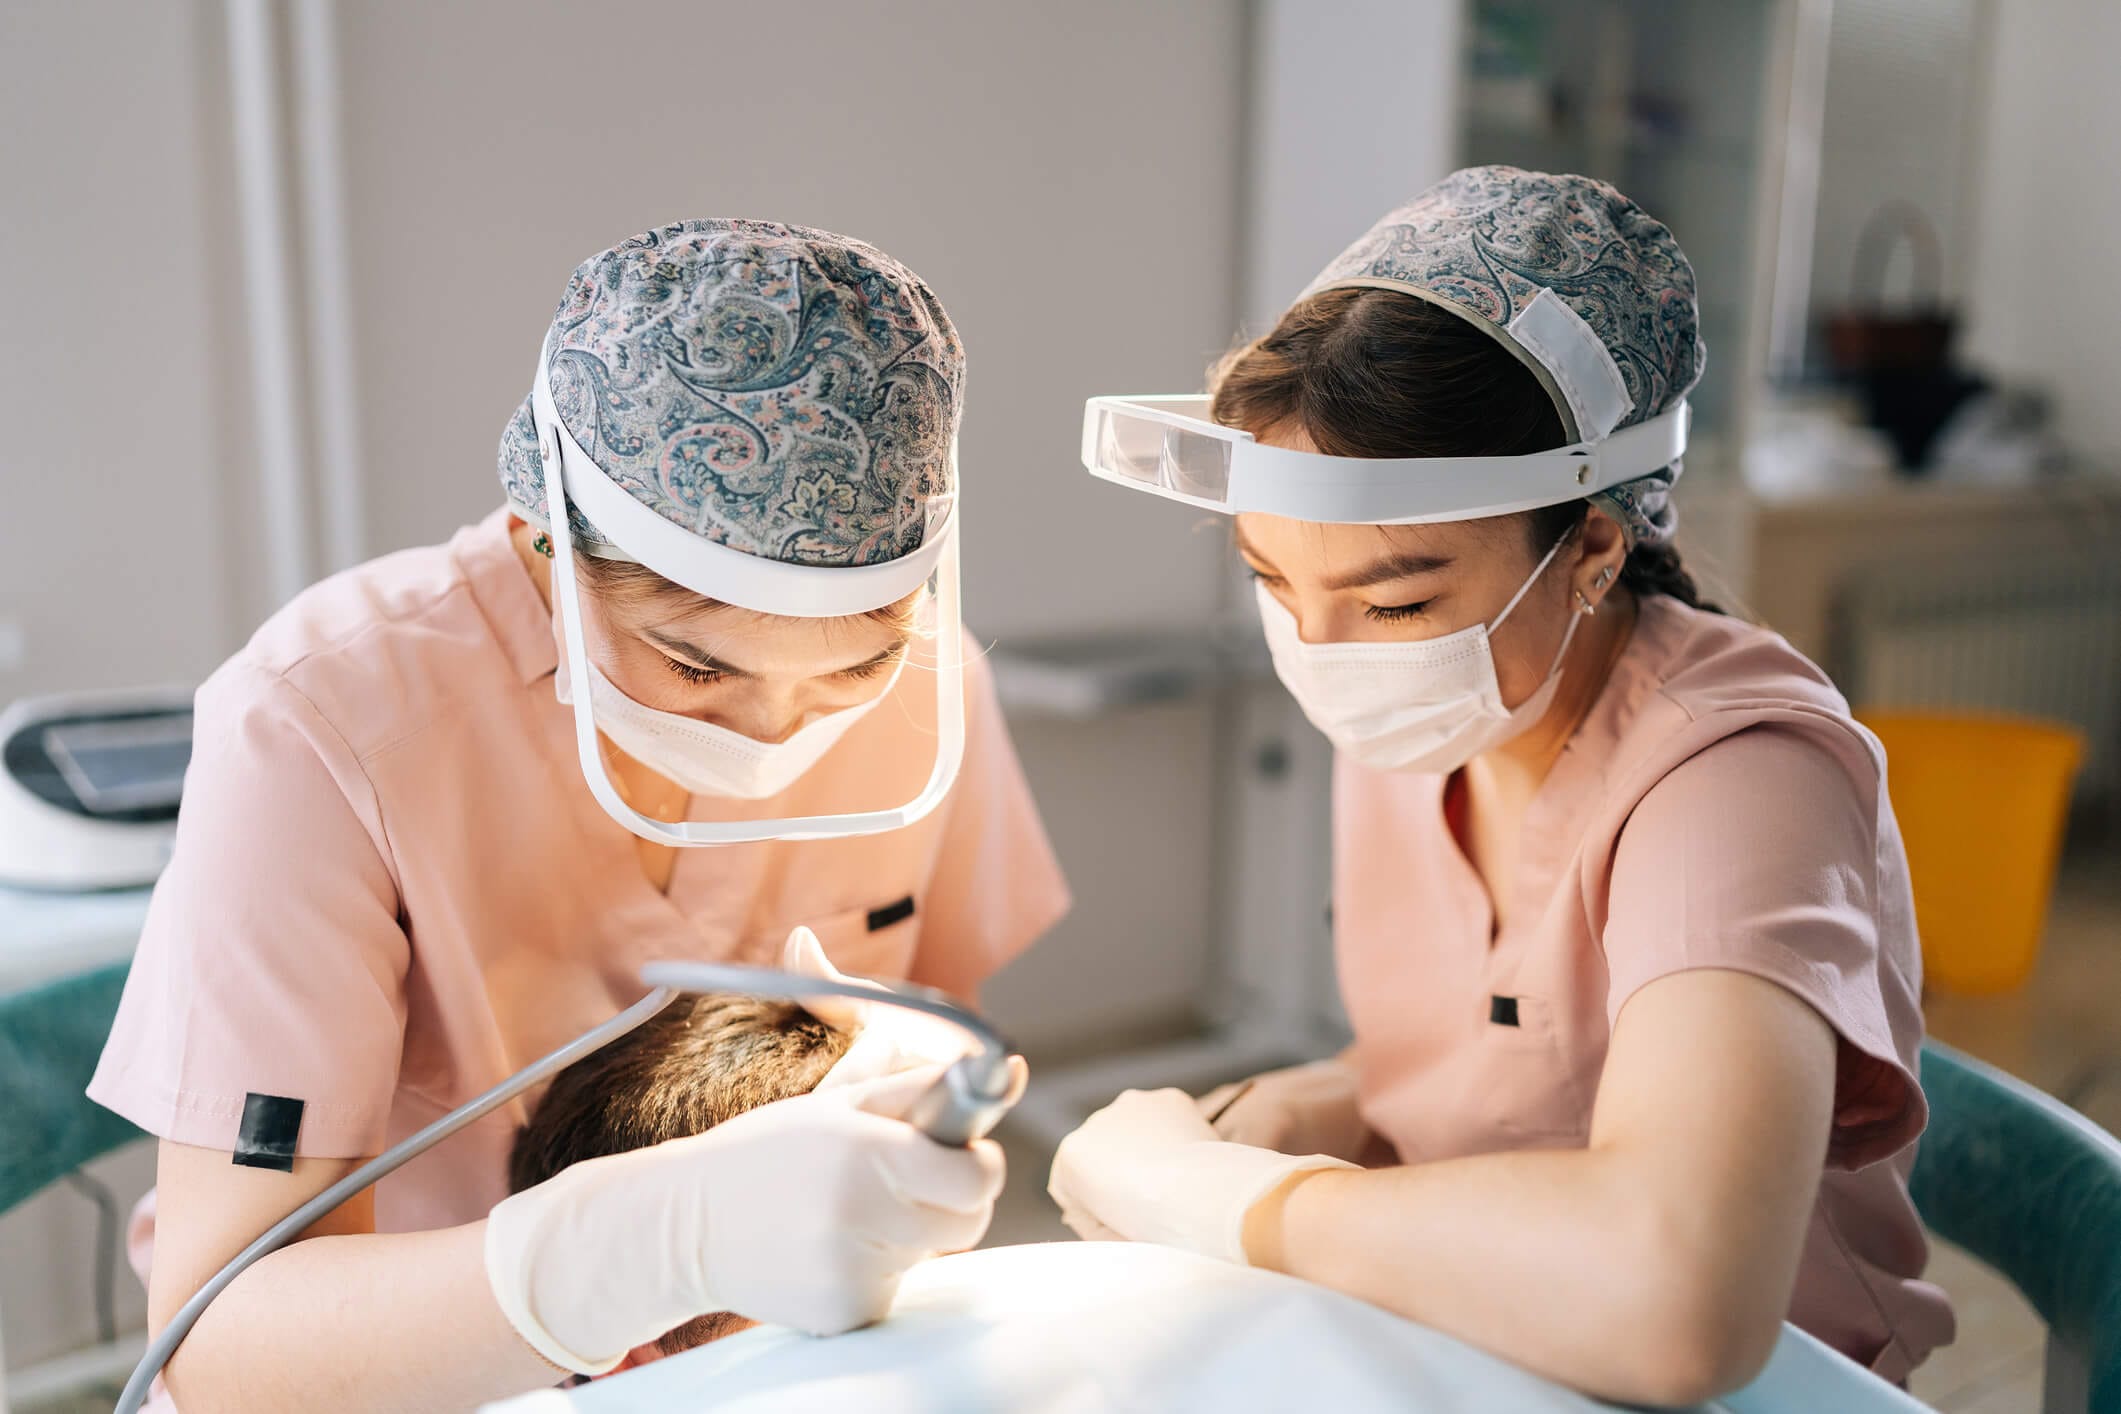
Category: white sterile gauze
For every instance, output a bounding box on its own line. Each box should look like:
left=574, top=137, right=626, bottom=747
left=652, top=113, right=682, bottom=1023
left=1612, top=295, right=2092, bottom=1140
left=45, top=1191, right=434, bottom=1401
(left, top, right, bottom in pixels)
left=555, top=649, right=904, bottom=801
left=1256, top=537, right=1580, bottom=775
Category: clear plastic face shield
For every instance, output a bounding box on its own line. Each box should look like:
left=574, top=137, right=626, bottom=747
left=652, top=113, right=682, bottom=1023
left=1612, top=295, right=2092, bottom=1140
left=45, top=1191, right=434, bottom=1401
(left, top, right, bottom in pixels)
left=1081, top=393, right=1688, bottom=525
left=531, top=355, right=965, bottom=846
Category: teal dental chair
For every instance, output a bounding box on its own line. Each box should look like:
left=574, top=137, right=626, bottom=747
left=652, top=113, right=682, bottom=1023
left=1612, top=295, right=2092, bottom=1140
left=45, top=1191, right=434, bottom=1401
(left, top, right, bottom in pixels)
left=0, top=961, right=141, bottom=1218
left=1910, top=1040, right=2121, bottom=1414
left=0, top=961, right=144, bottom=1412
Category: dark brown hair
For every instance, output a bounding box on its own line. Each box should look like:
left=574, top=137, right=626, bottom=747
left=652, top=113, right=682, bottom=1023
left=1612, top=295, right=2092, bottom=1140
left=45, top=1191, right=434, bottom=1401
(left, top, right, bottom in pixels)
left=508, top=993, right=851, bottom=1354
left=1208, top=287, right=1718, bottom=611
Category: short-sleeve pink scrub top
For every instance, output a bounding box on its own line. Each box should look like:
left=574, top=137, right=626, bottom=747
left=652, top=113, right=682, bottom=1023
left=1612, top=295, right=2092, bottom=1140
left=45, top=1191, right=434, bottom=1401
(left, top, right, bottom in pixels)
left=1331, top=594, right=1954, bottom=1382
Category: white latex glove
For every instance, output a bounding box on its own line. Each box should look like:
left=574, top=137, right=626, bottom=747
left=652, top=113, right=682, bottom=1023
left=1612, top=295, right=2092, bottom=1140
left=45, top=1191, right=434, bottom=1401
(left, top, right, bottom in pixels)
left=1046, top=1088, right=1357, bottom=1266
left=485, top=1064, right=1003, bottom=1374
left=1195, top=1058, right=1373, bottom=1164
left=779, top=926, right=981, bottom=1089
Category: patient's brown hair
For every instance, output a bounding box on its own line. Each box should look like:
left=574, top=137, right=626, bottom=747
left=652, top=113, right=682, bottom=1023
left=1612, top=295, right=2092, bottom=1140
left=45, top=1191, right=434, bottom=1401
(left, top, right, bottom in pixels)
left=508, top=993, right=852, bottom=1356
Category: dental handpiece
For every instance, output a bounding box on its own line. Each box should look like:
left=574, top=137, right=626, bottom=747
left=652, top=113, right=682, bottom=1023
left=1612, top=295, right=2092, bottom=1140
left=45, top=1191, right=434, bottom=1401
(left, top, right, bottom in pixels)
left=637, top=960, right=1023, bottom=1146
left=116, top=963, right=1019, bottom=1413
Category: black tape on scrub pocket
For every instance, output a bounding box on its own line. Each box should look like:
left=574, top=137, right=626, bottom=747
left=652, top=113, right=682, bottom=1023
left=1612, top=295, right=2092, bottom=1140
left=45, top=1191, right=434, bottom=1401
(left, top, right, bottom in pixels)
left=232, top=1093, right=306, bottom=1172
left=867, top=895, right=916, bottom=932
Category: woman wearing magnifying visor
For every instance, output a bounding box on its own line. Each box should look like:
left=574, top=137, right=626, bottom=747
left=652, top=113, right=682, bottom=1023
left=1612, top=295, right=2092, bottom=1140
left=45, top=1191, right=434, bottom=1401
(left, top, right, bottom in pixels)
left=1051, top=167, right=1951, bottom=1405
left=88, top=221, right=1069, bottom=1409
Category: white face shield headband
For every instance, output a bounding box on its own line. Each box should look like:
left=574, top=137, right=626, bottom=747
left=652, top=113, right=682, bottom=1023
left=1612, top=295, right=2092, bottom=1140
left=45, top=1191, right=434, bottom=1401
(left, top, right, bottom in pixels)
left=1081, top=278, right=1687, bottom=527
left=1079, top=394, right=1687, bottom=525
left=530, top=353, right=965, bottom=846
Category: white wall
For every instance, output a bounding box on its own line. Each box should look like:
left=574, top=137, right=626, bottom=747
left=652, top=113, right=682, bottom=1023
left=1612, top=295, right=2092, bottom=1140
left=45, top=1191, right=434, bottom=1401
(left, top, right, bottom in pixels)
left=0, top=1, right=242, bottom=700
left=1961, top=0, right=2121, bottom=466
left=1240, top=0, right=1464, bottom=330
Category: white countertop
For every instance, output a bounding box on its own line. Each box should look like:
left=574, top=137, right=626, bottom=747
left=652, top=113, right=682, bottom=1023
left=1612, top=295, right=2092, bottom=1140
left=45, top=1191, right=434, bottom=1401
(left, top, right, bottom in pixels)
left=0, top=883, right=151, bottom=995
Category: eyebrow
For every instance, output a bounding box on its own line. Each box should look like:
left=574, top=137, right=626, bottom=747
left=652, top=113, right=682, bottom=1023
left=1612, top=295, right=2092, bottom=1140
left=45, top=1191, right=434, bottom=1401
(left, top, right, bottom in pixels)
left=1232, top=530, right=1453, bottom=592
left=645, top=630, right=908, bottom=678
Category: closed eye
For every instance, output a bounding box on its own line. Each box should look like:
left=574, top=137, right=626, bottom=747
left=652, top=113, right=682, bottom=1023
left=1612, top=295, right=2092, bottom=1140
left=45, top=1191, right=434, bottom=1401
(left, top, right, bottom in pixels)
left=663, top=656, right=728, bottom=685
left=838, top=656, right=894, bottom=682
left=1364, top=600, right=1432, bottom=622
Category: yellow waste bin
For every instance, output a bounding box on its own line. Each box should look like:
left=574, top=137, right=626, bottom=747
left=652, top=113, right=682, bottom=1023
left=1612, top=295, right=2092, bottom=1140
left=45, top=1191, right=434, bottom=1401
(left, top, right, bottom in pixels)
left=1859, top=711, right=2084, bottom=996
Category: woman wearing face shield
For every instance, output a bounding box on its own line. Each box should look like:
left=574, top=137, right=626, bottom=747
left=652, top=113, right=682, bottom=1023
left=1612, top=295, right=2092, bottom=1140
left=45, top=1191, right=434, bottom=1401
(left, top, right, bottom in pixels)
left=1050, top=168, right=1951, bottom=1405
left=88, top=221, right=1070, bottom=1409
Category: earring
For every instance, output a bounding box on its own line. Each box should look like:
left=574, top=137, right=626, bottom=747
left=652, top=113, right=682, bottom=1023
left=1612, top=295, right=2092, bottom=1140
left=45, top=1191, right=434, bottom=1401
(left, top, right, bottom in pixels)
left=1574, top=588, right=1597, bottom=616
left=1596, top=566, right=1615, bottom=589
left=532, top=531, right=554, bottom=559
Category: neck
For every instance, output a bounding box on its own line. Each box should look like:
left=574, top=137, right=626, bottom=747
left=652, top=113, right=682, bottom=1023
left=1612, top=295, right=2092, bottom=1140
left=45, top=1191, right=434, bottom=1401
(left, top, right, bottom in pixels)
left=1472, top=588, right=1638, bottom=798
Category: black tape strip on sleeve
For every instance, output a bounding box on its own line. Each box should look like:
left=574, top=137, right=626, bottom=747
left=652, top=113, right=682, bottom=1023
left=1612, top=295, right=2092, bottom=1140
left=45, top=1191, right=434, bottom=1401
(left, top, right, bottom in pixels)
left=231, top=1093, right=305, bottom=1172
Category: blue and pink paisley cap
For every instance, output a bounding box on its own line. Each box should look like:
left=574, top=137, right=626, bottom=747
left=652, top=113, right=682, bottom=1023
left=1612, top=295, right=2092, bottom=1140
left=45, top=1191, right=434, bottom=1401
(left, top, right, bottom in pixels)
left=1303, top=165, right=1704, bottom=546
left=498, top=219, right=964, bottom=568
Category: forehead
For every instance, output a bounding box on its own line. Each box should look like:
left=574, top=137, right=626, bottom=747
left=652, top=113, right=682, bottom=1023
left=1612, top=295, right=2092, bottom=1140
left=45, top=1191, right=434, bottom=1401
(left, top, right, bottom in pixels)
left=610, top=592, right=903, bottom=668
left=1234, top=513, right=1507, bottom=566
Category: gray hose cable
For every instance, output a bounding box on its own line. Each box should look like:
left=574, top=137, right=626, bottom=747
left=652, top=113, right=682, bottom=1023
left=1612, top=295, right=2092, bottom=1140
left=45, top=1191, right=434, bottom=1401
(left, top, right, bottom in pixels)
left=113, top=985, right=682, bottom=1414
left=114, top=963, right=1018, bottom=1413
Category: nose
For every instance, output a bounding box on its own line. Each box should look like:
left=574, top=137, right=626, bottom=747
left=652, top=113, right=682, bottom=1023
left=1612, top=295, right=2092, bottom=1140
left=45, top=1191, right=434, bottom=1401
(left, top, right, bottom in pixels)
left=1287, top=593, right=1350, bottom=646
left=712, top=683, right=808, bottom=744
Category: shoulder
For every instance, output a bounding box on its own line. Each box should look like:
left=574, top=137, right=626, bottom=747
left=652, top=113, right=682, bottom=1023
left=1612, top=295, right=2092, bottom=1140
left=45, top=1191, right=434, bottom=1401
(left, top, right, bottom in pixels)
left=1606, top=597, right=1884, bottom=808
left=212, top=519, right=533, bottom=764
left=1645, top=598, right=1848, bottom=720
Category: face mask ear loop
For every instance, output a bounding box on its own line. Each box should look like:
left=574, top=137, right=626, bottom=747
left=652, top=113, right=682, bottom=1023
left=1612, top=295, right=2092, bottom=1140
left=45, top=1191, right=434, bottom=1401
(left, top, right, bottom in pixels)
left=1489, top=533, right=1583, bottom=693
left=1539, top=601, right=1584, bottom=681
left=1487, top=533, right=1573, bottom=633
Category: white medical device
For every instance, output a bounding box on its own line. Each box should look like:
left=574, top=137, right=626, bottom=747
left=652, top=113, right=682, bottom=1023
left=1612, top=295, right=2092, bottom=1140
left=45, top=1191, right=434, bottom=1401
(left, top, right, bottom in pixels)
left=0, top=687, right=194, bottom=891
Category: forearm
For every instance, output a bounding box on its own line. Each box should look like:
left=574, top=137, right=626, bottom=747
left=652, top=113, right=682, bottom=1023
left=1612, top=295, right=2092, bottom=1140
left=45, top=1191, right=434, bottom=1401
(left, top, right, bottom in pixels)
left=1251, top=1147, right=1767, bottom=1406
left=164, top=1220, right=559, bottom=1414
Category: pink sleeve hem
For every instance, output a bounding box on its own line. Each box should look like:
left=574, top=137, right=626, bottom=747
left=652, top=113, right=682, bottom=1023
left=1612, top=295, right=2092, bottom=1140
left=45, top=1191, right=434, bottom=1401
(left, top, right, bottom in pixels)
left=86, top=1067, right=390, bottom=1159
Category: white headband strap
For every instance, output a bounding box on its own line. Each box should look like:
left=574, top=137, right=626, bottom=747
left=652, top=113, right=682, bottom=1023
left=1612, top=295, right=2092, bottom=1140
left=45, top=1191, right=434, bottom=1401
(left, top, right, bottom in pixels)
left=1506, top=288, right=1635, bottom=441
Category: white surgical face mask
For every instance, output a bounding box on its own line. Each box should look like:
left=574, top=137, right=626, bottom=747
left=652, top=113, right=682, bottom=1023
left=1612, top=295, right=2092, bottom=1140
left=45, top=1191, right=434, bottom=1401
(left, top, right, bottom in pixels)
left=554, top=651, right=904, bottom=801
left=1256, top=537, right=1581, bottom=775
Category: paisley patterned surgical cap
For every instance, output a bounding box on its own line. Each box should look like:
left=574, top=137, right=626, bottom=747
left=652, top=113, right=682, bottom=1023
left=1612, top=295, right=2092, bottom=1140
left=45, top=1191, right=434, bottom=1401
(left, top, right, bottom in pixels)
left=499, top=219, right=963, bottom=567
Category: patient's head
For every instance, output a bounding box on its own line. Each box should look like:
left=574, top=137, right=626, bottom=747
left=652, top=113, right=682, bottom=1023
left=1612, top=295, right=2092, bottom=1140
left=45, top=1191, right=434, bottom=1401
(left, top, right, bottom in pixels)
left=509, top=993, right=851, bottom=1362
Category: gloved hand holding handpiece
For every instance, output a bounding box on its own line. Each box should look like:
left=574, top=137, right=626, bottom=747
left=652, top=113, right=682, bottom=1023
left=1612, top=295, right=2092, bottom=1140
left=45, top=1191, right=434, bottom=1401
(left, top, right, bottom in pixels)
left=484, top=927, right=1021, bottom=1375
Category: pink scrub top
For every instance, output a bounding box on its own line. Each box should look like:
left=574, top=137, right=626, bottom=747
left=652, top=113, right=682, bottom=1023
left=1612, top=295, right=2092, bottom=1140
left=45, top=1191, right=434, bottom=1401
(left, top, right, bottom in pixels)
left=90, top=509, right=1071, bottom=1243
left=1333, top=594, right=1953, bottom=1382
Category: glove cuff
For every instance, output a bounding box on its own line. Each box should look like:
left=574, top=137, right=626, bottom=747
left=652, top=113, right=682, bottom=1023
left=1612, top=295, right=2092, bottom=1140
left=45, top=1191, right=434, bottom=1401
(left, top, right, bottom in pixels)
left=1204, top=1148, right=1359, bottom=1267
left=484, top=1189, right=628, bottom=1377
